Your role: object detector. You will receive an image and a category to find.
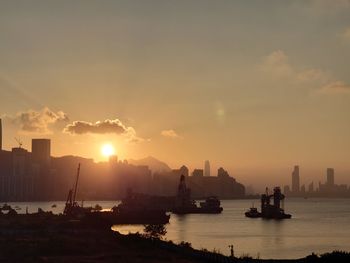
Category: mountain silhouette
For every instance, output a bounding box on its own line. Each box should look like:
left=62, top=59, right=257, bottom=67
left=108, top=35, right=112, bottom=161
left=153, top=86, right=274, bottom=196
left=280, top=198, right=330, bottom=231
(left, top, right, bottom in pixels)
left=128, top=156, right=172, bottom=174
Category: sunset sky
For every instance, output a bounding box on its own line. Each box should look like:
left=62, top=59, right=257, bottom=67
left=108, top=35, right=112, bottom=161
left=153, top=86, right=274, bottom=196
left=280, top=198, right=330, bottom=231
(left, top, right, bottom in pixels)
left=1, top=0, right=350, bottom=188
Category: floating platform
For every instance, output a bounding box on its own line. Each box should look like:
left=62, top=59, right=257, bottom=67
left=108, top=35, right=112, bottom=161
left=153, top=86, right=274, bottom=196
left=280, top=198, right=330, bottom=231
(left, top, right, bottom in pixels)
left=245, top=187, right=292, bottom=219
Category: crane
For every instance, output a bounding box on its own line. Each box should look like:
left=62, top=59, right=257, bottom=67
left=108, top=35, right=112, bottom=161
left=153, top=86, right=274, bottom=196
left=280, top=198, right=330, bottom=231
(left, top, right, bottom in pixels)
left=64, top=163, right=81, bottom=216
left=14, top=137, right=23, bottom=148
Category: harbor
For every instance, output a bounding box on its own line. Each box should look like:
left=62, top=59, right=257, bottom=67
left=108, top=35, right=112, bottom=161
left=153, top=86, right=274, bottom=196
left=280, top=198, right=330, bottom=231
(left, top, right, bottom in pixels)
left=1, top=198, right=349, bottom=259
left=0, top=162, right=348, bottom=260
left=0, top=163, right=346, bottom=259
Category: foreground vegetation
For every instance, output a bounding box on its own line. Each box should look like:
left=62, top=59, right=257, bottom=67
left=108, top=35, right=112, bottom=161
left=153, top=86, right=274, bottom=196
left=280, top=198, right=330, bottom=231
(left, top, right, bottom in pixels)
left=0, top=223, right=349, bottom=263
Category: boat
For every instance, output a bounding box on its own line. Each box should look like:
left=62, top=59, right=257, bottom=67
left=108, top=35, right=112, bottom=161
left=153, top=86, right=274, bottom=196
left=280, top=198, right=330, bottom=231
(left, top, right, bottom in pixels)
left=172, top=175, right=223, bottom=214
left=0, top=204, right=18, bottom=216
left=199, top=196, right=223, bottom=213
left=108, top=205, right=170, bottom=225
left=245, top=187, right=292, bottom=219
left=1, top=204, right=11, bottom=210
left=116, top=175, right=223, bottom=215
left=93, top=204, right=103, bottom=211
left=245, top=207, right=261, bottom=218
left=63, top=164, right=170, bottom=225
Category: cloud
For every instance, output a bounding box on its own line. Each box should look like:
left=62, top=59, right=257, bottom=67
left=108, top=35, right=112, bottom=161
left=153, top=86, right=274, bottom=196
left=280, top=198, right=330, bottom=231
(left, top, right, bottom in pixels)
left=64, top=119, right=129, bottom=135
left=161, top=129, right=182, bottom=139
left=260, top=50, right=350, bottom=95
left=319, top=81, right=350, bottom=94
left=260, top=50, right=294, bottom=78
left=64, top=118, right=145, bottom=143
left=4, top=107, right=68, bottom=134
left=260, top=50, right=329, bottom=84
left=340, top=27, right=350, bottom=41
left=296, top=69, right=330, bottom=83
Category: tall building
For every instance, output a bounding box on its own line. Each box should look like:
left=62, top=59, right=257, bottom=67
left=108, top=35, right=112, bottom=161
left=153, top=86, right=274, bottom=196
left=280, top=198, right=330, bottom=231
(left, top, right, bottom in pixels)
left=204, top=160, right=210, bottom=177
left=12, top=147, right=28, bottom=177
left=192, top=169, right=204, bottom=177
left=32, top=139, right=51, bottom=166
left=11, top=146, right=34, bottom=200
left=326, top=168, right=334, bottom=186
left=0, top=118, right=2, bottom=151
left=292, top=165, right=300, bottom=193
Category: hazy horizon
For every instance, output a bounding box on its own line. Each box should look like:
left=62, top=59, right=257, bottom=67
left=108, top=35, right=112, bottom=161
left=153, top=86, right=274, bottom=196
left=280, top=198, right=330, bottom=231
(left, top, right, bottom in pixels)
left=1, top=0, right=350, bottom=190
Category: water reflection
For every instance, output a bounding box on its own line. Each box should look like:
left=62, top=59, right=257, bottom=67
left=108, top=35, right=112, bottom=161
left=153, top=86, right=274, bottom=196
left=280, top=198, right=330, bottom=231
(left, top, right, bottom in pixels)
left=261, top=219, right=285, bottom=244
left=173, top=214, right=189, bottom=242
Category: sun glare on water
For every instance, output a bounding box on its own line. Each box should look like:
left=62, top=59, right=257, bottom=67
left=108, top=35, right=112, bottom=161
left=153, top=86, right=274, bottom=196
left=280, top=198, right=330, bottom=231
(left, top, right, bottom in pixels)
left=101, top=144, right=115, bottom=157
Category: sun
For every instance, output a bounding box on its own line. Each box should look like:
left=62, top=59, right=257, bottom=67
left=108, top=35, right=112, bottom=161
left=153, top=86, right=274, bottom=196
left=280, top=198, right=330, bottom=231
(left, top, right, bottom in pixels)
left=101, top=144, right=115, bottom=157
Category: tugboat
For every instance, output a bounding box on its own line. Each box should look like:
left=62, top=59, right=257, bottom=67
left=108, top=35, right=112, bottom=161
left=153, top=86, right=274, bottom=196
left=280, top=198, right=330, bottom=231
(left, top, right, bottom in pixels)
left=245, top=205, right=261, bottom=218
left=245, top=187, right=291, bottom=219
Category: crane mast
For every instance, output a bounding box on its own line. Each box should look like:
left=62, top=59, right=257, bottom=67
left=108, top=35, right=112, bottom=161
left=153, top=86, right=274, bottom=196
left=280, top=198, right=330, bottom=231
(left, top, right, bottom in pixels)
left=73, top=163, right=81, bottom=203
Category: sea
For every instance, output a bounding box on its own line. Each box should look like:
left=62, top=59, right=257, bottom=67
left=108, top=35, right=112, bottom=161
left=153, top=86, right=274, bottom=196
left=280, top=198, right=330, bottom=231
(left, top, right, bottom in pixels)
left=5, top=198, right=350, bottom=259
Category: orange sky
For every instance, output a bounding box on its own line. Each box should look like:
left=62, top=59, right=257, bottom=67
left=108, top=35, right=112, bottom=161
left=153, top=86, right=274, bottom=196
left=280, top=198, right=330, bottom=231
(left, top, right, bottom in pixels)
left=1, top=1, right=350, bottom=190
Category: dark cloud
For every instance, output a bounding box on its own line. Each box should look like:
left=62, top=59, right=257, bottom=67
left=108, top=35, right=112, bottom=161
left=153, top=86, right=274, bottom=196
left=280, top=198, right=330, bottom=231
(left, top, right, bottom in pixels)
left=4, top=107, right=68, bottom=134
left=64, top=119, right=128, bottom=135
left=64, top=119, right=145, bottom=143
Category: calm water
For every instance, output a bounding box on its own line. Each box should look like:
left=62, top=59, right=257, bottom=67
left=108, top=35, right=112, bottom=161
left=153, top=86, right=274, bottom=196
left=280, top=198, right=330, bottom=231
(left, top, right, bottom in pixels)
left=5, top=198, right=350, bottom=259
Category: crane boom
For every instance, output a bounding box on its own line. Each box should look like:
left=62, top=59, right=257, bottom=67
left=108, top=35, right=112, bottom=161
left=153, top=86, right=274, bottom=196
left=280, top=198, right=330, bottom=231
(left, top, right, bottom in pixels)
left=72, top=163, right=81, bottom=203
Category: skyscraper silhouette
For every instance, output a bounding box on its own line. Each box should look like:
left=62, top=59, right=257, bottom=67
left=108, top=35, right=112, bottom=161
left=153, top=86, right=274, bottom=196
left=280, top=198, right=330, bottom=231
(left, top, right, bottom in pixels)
left=327, top=168, right=334, bottom=186
left=0, top=118, right=2, bottom=151
left=32, top=139, right=51, bottom=166
left=292, top=165, right=300, bottom=193
left=204, top=160, right=210, bottom=177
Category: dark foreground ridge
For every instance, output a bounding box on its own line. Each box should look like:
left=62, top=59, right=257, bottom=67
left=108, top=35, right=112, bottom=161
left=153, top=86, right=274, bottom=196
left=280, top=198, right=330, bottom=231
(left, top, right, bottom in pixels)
left=0, top=223, right=349, bottom=263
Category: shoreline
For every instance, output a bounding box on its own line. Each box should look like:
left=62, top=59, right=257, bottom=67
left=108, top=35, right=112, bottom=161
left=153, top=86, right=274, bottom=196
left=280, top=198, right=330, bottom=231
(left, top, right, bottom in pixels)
left=3, top=196, right=350, bottom=204
left=0, top=223, right=349, bottom=263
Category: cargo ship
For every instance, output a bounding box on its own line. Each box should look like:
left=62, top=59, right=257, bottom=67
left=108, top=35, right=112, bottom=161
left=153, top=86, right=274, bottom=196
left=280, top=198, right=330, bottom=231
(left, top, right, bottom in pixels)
left=172, top=175, right=223, bottom=214
left=117, top=174, right=223, bottom=215
left=63, top=164, right=170, bottom=225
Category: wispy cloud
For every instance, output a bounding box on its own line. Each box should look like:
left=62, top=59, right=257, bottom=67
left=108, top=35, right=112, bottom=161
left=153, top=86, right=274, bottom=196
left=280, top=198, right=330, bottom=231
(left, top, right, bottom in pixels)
left=259, top=50, right=294, bottom=79
left=64, top=118, right=145, bottom=143
left=340, top=27, right=350, bottom=41
left=4, top=107, right=68, bottom=134
left=161, top=129, right=182, bottom=139
left=296, top=68, right=330, bottom=83
left=260, top=50, right=329, bottom=83
left=319, top=81, right=350, bottom=94
left=260, top=50, right=350, bottom=95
